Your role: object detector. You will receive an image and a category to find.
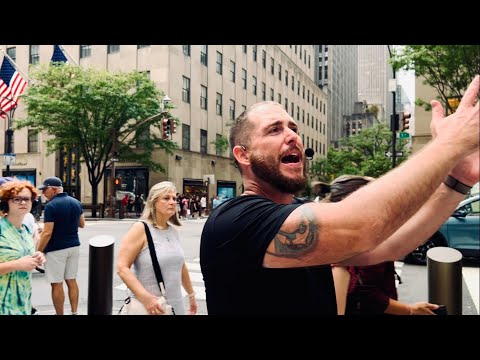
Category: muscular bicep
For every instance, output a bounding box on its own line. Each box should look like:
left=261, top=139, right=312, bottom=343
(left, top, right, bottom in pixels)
left=263, top=202, right=366, bottom=268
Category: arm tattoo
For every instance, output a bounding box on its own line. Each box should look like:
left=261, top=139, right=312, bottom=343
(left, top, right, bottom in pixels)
left=266, top=206, right=318, bottom=258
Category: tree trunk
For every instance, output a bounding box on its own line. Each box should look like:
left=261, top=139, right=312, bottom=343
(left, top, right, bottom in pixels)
left=91, top=182, right=99, bottom=218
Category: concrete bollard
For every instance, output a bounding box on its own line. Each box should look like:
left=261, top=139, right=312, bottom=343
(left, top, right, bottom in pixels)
left=88, top=235, right=115, bottom=315
left=427, top=247, right=462, bottom=315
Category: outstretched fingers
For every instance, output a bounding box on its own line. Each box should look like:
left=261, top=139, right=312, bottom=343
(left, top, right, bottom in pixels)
left=430, top=100, right=445, bottom=138
left=457, top=75, right=480, bottom=112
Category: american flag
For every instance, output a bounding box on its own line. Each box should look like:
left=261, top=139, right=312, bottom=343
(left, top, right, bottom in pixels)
left=0, top=56, right=27, bottom=119
left=51, top=45, right=68, bottom=63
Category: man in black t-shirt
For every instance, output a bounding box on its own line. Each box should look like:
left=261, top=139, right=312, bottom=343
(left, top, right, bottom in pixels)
left=201, top=76, right=479, bottom=315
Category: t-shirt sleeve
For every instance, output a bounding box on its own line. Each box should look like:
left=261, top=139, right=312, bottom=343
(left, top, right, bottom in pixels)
left=203, top=196, right=303, bottom=268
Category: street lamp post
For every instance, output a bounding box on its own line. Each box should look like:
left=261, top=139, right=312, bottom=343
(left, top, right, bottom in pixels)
left=0, top=96, right=17, bottom=177
left=387, top=45, right=398, bottom=169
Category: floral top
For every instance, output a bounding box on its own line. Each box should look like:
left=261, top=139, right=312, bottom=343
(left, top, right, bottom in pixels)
left=0, top=217, right=34, bottom=315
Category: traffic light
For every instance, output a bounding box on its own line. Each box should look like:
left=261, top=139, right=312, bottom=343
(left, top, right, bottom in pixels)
left=170, top=119, right=176, bottom=137
left=399, top=112, right=411, bottom=131
left=162, top=119, right=171, bottom=140
left=114, top=177, right=121, bottom=187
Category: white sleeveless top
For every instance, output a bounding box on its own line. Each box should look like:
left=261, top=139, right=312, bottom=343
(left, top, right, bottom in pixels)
left=132, top=221, right=186, bottom=315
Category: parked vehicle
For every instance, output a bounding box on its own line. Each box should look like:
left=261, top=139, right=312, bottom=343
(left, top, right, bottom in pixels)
left=404, top=194, right=480, bottom=264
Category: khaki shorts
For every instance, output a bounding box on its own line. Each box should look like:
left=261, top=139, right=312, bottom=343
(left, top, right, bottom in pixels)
left=45, top=246, right=80, bottom=284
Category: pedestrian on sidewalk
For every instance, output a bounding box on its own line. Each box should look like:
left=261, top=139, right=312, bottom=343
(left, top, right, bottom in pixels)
left=325, top=175, right=439, bottom=315
left=0, top=179, right=45, bottom=315
left=36, top=176, right=85, bottom=315
left=117, top=181, right=197, bottom=315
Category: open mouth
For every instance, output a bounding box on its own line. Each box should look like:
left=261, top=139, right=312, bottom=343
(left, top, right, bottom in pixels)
left=281, top=153, right=301, bottom=164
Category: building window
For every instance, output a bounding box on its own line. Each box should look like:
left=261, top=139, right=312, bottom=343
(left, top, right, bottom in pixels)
left=182, top=124, right=190, bottom=151
left=182, top=76, right=190, bottom=103
left=278, top=64, right=282, bottom=81
left=324, top=66, right=328, bottom=80
left=307, top=113, right=310, bottom=126
left=297, top=106, right=300, bottom=121
left=216, top=93, right=222, bottom=115
left=229, top=99, right=235, bottom=120
left=261, top=50, right=266, bottom=68
left=80, top=45, right=91, bottom=58
left=278, top=93, right=282, bottom=104
left=6, top=47, right=16, bottom=62
left=200, top=129, right=207, bottom=154
left=297, top=80, right=300, bottom=95
left=302, top=109, right=305, bottom=122
left=28, top=130, right=38, bottom=153
left=242, top=45, right=247, bottom=53
left=252, top=76, right=257, bottom=96
left=303, top=85, right=305, bottom=99
left=182, top=45, right=191, bottom=56
left=304, top=50, right=306, bottom=64
left=307, top=89, right=310, bottom=102
left=270, top=57, right=274, bottom=75
left=308, top=54, right=311, bottom=68
left=108, top=45, right=120, bottom=54
left=137, top=45, right=150, bottom=49
left=242, top=68, right=247, bottom=89
left=285, top=70, right=288, bottom=86
left=261, top=82, right=266, bottom=101
left=295, top=45, right=297, bottom=54
left=285, top=98, right=288, bottom=112
left=291, top=75, right=294, bottom=90
left=29, top=45, right=39, bottom=65
left=230, top=61, right=235, bottom=82
left=252, top=45, right=257, bottom=61
left=270, top=88, right=274, bottom=101
left=216, top=51, right=223, bottom=75
left=200, top=85, right=208, bottom=110
left=200, top=45, right=208, bottom=66
left=291, top=102, right=294, bottom=117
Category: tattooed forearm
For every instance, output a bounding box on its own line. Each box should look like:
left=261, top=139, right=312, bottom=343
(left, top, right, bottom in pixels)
left=266, top=206, right=318, bottom=258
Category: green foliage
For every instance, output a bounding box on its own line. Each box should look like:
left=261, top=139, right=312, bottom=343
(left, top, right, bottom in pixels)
left=210, top=135, right=229, bottom=155
left=390, top=45, right=480, bottom=113
left=16, top=63, right=179, bottom=211
left=310, top=123, right=410, bottom=180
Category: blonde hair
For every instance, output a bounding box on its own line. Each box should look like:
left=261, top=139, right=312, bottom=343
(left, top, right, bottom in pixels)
left=141, top=181, right=181, bottom=227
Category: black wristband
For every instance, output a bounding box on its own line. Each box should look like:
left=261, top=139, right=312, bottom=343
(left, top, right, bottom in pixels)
left=443, top=175, right=472, bottom=195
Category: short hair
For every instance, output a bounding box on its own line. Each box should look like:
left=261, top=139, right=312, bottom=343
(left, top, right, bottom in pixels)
left=230, top=101, right=282, bottom=171
left=323, top=175, right=375, bottom=203
left=0, top=180, right=39, bottom=203
left=141, top=181, right=181, bottom=227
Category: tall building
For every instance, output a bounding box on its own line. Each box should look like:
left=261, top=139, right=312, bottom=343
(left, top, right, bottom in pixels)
left=0, top=45, right=327, bottom=209
left=357, top=45, right=393, bottom=124
left=316, top=45, right=358, bottom=147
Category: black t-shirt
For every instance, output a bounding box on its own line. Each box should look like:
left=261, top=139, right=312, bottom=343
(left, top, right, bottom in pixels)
left=200, top=195, right=337, bottom=315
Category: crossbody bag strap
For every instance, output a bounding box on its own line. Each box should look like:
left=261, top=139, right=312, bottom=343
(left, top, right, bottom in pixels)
left=140, top=221, right=166, bottom=295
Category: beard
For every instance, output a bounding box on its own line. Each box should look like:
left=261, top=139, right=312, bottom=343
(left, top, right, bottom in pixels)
left=250, top=152, right=307, bottom=194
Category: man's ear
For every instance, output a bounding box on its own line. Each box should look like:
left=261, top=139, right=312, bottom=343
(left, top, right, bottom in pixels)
left=233, top=145, right=250, bottom=167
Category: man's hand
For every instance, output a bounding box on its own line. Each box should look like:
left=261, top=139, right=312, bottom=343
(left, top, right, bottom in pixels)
left=430, top=75, right=479, bottom=186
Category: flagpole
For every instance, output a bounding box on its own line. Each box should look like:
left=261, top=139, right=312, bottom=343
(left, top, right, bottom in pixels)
left=0, top=47, right=33, bottom=83
left=58, top=45, right=79, bottom=66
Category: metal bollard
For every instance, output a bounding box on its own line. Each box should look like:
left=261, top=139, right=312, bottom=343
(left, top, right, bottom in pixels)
left=427, top=247, right=462, bottom=315
left=88, top=235, right=115, bottom=315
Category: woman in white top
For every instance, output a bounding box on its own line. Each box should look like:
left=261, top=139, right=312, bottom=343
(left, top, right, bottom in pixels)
left=116, top=181, right=197, bottom=315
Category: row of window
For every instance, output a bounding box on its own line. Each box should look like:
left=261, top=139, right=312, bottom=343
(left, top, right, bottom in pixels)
left=5, top=45, right=149, bottom=64
left=5, top=130, right=38, bottom=154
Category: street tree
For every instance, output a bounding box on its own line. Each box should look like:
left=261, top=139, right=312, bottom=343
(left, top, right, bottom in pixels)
left=390, top=45, right=480, bottom=113
left=310, top=123, right=410, bottom=181
left=16, top=63, right=178, bottom=217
